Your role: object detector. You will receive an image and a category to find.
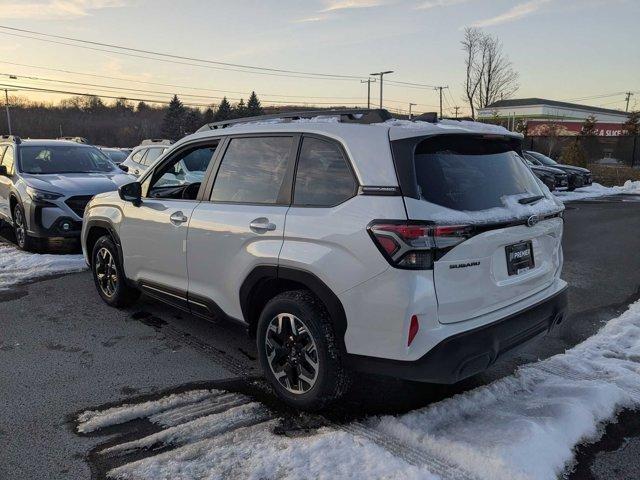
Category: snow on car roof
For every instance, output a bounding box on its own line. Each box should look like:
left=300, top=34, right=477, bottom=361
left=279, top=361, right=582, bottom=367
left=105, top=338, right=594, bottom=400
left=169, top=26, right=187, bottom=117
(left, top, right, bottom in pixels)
left=187, top=114, right=519, bottom=141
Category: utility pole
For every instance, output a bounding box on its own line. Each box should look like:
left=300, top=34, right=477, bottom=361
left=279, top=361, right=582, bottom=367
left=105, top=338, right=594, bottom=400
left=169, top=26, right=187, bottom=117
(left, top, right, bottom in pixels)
left=3, top=88, right=16, bottom=135
left=409, top=103, right=417, bottom=120
left=453, top=106, right=460, bottom=118
left=370, top=71, right=394, bottom=109
left=360, top=78, right=376, bottom=109
left=625, top=92, right=634, bottom=112
left=434, top=86, right=449, bottom=119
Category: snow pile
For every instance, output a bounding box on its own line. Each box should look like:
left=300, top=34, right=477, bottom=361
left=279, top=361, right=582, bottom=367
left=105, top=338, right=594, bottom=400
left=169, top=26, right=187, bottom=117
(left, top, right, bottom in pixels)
left=555, top=180, right=640, bottom=202
left=0, top=242, right=86, bottom=290
left=85, top=300, right=640, bottom=480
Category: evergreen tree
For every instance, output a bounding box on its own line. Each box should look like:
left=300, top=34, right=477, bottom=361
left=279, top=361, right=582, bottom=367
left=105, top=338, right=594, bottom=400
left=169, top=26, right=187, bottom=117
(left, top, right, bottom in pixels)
left=137, top=101, right=149, bottom=112
left=202, top=107, right=215, bottom=125
left=580, top=115, right=597, bottom=136
left=246, top=91, right=263, bottom=116
left=233, top=98, right=246, bottom=119
left=623, top=111, right=640, bottom=136
left=160, top=94, right=186, bottom=140
left=214, top=97, right=232, bottom=121
left=184, top=108, right=203, bottom=134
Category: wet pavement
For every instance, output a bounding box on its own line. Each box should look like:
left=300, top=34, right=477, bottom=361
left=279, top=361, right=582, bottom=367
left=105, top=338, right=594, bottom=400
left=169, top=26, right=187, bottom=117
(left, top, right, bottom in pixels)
left=1, top=195, right=640, bottom=479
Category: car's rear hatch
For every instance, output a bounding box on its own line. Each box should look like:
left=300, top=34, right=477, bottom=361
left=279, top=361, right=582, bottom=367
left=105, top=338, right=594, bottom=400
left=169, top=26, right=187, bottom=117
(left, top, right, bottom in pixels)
left=392, top=133, right=564, bottom=324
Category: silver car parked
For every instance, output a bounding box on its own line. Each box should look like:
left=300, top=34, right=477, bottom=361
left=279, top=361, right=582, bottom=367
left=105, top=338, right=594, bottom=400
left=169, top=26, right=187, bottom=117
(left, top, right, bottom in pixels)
left=121, top=139, right=173, bottom=177
left=0, top=136, right=133, bottom=251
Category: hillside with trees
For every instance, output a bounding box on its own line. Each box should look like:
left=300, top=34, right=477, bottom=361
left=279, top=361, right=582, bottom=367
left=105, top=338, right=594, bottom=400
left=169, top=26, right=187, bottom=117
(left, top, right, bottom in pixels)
left=0, top=90, right=314, bottom=147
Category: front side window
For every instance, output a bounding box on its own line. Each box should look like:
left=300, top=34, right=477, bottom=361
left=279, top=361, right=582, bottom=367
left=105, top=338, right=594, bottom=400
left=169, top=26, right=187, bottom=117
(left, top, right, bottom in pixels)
left=0, top=146, right=7, bottom=164
left=147, top=144, right=217, bottom=200
left=294, top=137, right=356, bottom=207
left=131, top=148, right=146, bottom=164
left=211, top=137, right=293, bottom=204
left=18, top=146, right=115, bottom=174
left=413, top=136, right=544, bottom=211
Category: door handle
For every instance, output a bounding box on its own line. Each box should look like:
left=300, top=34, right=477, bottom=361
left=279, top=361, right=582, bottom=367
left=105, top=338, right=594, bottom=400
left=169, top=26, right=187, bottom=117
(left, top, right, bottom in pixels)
left=170, top=211, right=188, bottom=225
left=249, top=217, right=276, bottom=233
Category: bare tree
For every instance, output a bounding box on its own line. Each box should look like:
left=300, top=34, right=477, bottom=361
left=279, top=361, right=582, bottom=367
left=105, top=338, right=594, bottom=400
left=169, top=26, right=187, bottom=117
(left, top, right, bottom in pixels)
left=461, top=27, right=519, bottom=119
left=461, top=27, right=483, bottom=119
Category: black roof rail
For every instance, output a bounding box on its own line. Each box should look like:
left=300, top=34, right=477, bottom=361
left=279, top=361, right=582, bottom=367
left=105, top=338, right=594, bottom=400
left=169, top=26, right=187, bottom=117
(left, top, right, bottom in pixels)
left=0, top=134, right=21, bottom=144
left=197, top=109, right=393, bottom=132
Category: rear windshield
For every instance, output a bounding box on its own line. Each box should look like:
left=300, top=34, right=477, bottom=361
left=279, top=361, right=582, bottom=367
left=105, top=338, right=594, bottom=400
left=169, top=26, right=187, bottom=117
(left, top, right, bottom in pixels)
left=413, top=136, right=543, bottom=211
left=527, top=151, right=557, bottom=166
left=102, top=149, right=127, bottom=163
left=19, top=145, right=117, bottom=174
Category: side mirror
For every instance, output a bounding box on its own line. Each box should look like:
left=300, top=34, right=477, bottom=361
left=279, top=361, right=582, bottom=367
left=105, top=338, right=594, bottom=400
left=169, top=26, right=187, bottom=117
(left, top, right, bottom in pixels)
left=118, top=181, right=142, bottom=205
left=118, top=164, right=129, bottom=173
left=0, top=165, right=7, bottom=176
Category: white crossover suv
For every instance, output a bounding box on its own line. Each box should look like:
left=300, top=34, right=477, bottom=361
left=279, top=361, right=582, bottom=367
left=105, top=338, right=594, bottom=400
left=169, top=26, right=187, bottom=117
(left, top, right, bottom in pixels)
left=81, top=109, right=568, bottom=409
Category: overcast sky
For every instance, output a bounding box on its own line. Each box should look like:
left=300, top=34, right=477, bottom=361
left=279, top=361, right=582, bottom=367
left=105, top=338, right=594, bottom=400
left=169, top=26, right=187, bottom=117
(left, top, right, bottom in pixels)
left=0, top=0, right=638, bottom=115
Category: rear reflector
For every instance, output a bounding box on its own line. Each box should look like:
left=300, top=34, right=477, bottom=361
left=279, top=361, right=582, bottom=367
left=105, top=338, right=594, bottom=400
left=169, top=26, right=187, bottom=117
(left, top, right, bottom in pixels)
left=408, top=315, right=419, bottom=346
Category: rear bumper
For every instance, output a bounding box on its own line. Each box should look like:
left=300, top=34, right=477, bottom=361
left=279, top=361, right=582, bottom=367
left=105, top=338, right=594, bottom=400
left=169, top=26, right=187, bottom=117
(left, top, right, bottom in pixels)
left=347, top=285, right=568, bottom=383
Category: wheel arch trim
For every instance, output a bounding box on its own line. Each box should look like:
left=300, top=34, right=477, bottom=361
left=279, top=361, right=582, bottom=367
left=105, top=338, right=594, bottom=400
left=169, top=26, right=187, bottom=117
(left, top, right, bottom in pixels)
left=240, top=265, right=349, bottom=354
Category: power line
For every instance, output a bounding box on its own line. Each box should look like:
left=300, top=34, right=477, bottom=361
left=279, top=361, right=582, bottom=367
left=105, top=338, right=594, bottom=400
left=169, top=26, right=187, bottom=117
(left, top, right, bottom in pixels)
left=0, top=30, right=363, bottom=83
left=1, top=83, right=367, bottom=109
left=0, top=61, right=366, bottom=101
left=0, top=73, right=366, bottom=105
left=0, top=24, right=364, bottom=80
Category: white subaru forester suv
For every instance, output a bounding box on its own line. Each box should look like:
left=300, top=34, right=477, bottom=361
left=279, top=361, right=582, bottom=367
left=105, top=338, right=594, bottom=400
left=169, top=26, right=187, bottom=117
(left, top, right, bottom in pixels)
left=82, top=109, right=568, bottom=409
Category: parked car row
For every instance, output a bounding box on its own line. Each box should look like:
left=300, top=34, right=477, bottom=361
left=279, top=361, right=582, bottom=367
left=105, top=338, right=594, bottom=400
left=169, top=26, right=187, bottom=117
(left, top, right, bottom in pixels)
left=523, top=150, right=592, bottom=191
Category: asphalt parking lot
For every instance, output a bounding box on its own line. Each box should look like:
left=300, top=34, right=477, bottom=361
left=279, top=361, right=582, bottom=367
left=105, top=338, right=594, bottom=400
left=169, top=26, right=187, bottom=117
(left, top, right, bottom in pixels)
left=2, top=195, right=640, bottom=480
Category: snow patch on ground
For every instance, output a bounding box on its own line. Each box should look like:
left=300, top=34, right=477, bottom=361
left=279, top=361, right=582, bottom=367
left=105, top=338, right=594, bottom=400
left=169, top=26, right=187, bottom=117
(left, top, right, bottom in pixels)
left=85, top=300, right=640, bottom=480
left=0, top=242, right=86, bottom=290
left=77, top=389, right=221, bottom=434
left=555, top=180, right=640, bottom=202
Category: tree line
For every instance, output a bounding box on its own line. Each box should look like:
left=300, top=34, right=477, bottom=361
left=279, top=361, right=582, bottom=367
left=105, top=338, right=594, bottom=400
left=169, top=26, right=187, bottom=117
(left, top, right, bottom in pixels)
left=0, top=91, right=265, bottom=147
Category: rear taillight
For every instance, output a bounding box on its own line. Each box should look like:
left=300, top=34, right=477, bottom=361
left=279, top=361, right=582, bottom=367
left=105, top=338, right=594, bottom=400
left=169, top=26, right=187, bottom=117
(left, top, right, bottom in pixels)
left=368, top=221, right=472, bottom=270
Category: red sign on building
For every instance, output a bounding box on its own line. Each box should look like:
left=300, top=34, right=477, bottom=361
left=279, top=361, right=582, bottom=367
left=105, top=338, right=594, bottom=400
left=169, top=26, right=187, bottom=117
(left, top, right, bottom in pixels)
left=527, top=121, right=626, bottom=137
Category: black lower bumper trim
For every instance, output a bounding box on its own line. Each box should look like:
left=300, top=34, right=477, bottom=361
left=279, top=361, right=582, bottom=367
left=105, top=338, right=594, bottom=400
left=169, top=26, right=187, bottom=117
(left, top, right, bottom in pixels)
left=346, top=286, right=568, bottom=384
left=28, top=205, right=82, bottom=238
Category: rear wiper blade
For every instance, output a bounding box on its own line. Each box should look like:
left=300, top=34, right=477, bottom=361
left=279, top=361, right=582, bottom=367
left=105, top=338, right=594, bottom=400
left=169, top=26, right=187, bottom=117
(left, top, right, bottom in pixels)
left=518, top=195, right=544, bottom=205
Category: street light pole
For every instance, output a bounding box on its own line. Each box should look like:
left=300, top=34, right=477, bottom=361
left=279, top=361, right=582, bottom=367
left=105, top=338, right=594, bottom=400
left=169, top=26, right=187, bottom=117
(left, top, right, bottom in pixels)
left=370, top=71, right=394, bottom=109
left=409, top=103, right=417, bottom=120
left=360, top=78, right=376, bottom=109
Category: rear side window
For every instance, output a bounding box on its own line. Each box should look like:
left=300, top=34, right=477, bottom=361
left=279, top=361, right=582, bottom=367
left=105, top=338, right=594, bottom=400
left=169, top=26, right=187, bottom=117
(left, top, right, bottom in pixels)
left=143, top=148, right=164, bottom=166
left=131, top=148, right=145, bottom=164
left=294, top=137, right=356, bottom=207
left=0, top=146, right=6, bottom=163
left=413, top=136, right=543, bottom=211
left=211, top=137, right=293, bottom=204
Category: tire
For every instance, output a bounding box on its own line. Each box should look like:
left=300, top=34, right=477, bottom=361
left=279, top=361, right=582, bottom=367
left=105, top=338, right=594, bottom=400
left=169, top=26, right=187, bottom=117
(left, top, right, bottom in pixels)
left=91, top=235, right=140, bottom=308
left=257, top=290, right=351, bottom=410
left=12, top=203, right=38, bottom=252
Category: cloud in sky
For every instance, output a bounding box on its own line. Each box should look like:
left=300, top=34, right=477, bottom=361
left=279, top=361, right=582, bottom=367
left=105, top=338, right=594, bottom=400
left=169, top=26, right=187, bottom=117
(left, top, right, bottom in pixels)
left=471, top=0, right=552, bottom=27
left=0, top=0, right=125, bottom=20
left=321, top=0, right=390, bottom=12
left=417, top=0, right=472, bottom=10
